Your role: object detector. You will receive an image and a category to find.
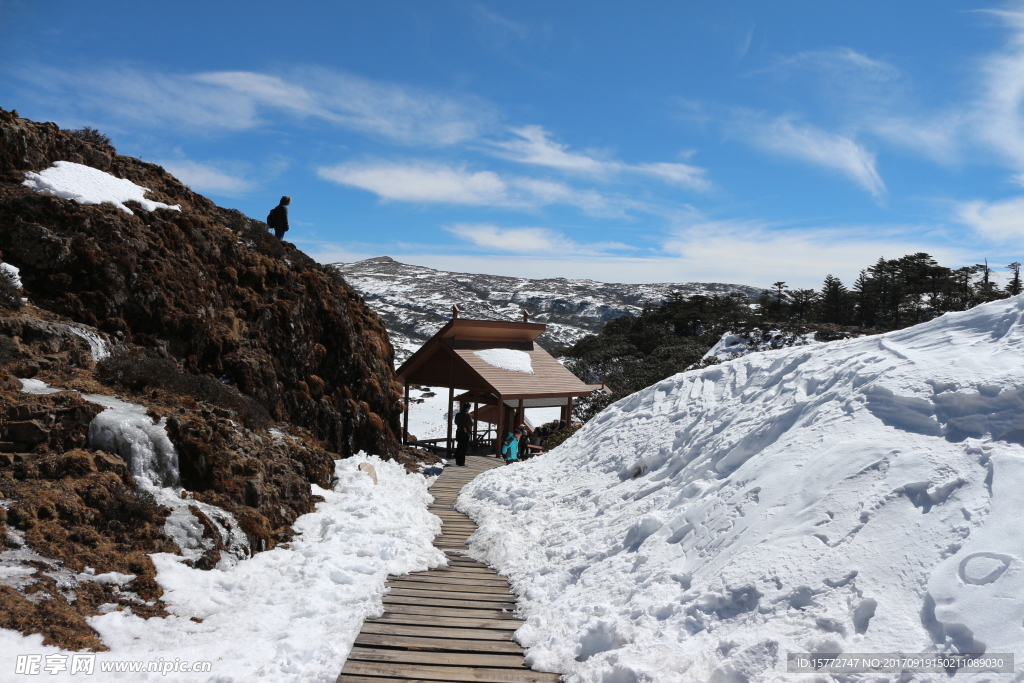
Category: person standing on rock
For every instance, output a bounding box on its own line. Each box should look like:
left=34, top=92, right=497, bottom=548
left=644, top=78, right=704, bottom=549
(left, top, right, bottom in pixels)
left=453, top=402, right=473, bottom=467
left=267, top=196, right=291, bottom=240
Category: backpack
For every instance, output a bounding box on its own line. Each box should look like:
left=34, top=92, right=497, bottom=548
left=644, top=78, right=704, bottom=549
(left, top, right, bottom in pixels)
left=266, top=206, right=283, bottom=229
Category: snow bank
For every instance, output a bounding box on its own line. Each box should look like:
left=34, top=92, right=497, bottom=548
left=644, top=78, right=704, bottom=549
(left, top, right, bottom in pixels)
left=23, top=161, right=181, bottom=215
left=459, top=295, right=1024, bottom=682
left=704, top=328, right=818, bottom=362
left=0, top=455, right=443, bottom=682
left=474, top=348, right=535, bottom=374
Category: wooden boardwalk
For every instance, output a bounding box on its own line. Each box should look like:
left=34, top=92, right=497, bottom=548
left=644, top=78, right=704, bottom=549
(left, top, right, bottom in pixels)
left=338, top=455, right=560, bottom=683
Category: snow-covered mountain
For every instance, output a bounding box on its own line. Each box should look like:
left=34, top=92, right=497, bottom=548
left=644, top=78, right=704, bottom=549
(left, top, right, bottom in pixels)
left=332, top=257, right=763, bottom=360
left=459, top=294, right=1024, bottom=682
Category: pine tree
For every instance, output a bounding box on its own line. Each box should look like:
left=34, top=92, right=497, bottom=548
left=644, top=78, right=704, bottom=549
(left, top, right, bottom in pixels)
left=1006, top=262, right=1022, bottom=296
left=771, top=281, right=788, bottom=321
left=819, top=274, right=850, bottom=324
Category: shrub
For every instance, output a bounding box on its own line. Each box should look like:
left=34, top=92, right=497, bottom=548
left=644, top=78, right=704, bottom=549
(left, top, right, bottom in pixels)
left=98, top=348, right=271, bottom=430
left=63, top=126, right=113, bottom=148
left=0, top=334, right=16, bottom=363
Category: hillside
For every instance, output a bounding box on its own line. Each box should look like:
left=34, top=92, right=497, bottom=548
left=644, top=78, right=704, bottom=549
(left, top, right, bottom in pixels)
left=0, top=107, right=428, bottom=656
left=460, top=294, right=1024, bottom=682
left=333, top=256, right=761, bottom=361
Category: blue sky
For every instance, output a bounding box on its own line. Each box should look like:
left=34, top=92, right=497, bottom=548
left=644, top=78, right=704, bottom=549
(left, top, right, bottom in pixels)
left=3, top=1, right=1024, bottom=288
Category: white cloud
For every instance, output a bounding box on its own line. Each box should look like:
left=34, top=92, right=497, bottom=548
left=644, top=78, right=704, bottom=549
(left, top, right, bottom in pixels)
left=494, top=126, right=609, bottom=174
left=318, top=162, right=507, bottom=205
left=972, top=8, right=1024, bottom=172
left=305, top=220, right=969, bottom=289
left=156, top=159, right=253, bottom=196
left=18, top=66, right=492, bottom=146
left=955, top=196, right=1024, bottom=242
left=632, top=162, right=711, bottom=191
left=317, top=160, right=626, bottom=216
left=447, top=224, right=577, bottom=252
left=492, top=126, right=712, bottom=191
left=446, top=223, right=634, bottom=255
left=738, top=116, right=885, bottom=196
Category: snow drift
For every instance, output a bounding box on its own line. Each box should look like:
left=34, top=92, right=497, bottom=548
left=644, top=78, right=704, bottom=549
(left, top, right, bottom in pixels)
left=0, top=456, right=443, bottom=682
left=459, top=295, right=1024, bottom=682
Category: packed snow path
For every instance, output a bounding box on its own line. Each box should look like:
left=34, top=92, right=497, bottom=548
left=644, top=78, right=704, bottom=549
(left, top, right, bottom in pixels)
left=338, top=455, right=559, bottom=683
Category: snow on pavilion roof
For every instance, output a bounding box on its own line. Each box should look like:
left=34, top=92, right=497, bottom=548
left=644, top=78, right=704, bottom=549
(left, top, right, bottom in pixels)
left=396, top=318, right=592, bottom=399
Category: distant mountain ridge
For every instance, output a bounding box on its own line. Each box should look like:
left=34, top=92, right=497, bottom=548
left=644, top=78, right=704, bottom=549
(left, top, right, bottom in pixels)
left=332, top=256, right=762, bottom=361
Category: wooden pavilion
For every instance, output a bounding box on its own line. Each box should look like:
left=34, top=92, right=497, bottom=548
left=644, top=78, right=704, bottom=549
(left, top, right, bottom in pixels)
left=395, top=310, right=596, bottom=456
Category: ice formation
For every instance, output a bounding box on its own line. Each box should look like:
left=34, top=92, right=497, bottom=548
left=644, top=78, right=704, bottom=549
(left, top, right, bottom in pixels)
left=19, top=378, right=62, bottom=395
left=459, top=295, right=1024, bottom=682
left=474, top=348, right=535, bottom=374
left=23, top=161, right=181, bottom=215
left=62, top=322, right=111, bottom=361
left=86, top=394, right=180, bottom=488
left=0, top=456, right=443, bottom=682
left=0, top=262, right=22, bottom=288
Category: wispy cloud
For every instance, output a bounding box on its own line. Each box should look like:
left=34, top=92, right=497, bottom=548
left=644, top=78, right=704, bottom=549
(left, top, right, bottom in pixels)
left=492, top=125, right=712, bottom=191
left=317, top=160, right=625, bottom=216
left=446, top=223, right=634, bottom=255
left=156, top=159, right=254, bottom=196
left=16, top=65, right=494, bottom=145
left=954, top=195, right=1024, bottom=242
left=318, top=162, right=506, bottom=205
left=971, top=7, right=1024, bottom=172
left=735, top=115, right=885, bottom=196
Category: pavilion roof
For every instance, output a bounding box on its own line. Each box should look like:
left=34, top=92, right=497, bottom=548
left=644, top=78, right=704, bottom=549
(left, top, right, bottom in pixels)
left=395, top=317, right=592, bottom=400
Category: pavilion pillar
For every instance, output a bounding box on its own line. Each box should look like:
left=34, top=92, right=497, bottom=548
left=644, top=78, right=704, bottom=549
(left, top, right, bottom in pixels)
left=566, top=396, right=574, bottom=426
left=446, top=385, right=454, bottom=457
left=472, top=401, right=478, bottom=446
left=495, top=395, right=504, bottom=456
left=445, top=354, right=454, bottom=457
left=402, top=380, right=410, bottom=445
left=516, top=398, right=524, bottom=430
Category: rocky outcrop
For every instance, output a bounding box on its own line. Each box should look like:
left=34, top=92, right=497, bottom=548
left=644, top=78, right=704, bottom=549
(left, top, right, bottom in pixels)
left=0, top=108, right=439, bottom=650
left=0, top=107, right=402, bottom=457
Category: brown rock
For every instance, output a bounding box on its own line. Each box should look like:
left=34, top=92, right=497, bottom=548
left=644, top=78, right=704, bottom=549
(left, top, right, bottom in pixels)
left=0, top=107, right=404, bottom=458
left=7, top=420, right=48, bottom=444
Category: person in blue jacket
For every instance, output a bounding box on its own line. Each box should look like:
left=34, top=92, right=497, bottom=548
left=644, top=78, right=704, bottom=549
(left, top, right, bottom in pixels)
left=501, top=429, right=523, bottom=464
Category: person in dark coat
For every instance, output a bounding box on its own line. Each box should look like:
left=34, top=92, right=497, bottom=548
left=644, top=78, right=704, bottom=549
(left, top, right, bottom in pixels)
left=453, top=402, right=473, bottom=467
left=267, top=196, right=291, bottom=239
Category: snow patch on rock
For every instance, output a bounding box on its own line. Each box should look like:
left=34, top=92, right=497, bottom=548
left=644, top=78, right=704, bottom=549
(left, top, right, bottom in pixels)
left=474, top=348, right=534, bottom=374
left=23, top=161, right=181, bottom=215
left=0, top=262, right=22, bottom=288
left=19, top=378, right=62, bottom=395
left=459, top=295, right=1024, bottom=682
left=0, top=455, right=444, bottom=682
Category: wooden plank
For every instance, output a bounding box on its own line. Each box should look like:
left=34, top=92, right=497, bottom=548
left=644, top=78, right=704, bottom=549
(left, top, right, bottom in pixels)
left=383, top=594, right=515, bottom=610
left=340, top=661, right=560, bottom=683
left=382, top=604, right=515, bottom=619
left=370, top=613, right=519, bottom=630
left=394, top=575, right=509, bottom=588
left=361, top=622, right=518, bottom=641
left=388, top=586, right=516, bottom=602
left=391, top=574, right=509, bottom=586
left=347, top=646, right=527, bottom=668
left=353, top=632, right=523, bottom=654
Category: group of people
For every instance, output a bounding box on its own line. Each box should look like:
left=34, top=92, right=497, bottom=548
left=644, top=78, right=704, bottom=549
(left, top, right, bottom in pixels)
left=452, top=402, right=564, bottom=466
left=501, top=421, right=562, bottom=466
